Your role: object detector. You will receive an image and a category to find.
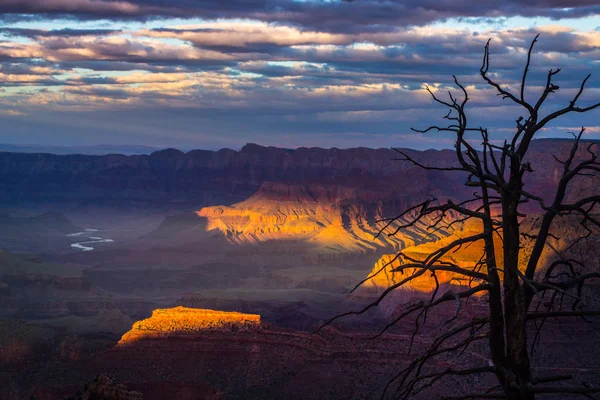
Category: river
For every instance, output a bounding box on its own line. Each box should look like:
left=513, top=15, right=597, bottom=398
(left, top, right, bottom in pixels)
left=66, top=228, right=114, bottom=251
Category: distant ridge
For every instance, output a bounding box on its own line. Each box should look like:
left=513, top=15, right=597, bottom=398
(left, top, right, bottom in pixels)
left=0, top=143, right=163, bottom=156
left=0, top=139, right=596, bottom=212
left=2, top=138, right=596, bottom=158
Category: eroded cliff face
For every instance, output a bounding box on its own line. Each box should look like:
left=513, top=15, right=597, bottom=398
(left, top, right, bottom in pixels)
left=38, top=304, right=595, bottom=400
left=197, top=181, right=452, bottom=254
left=0, top=144, right=463, bottom=210
left=192, top=141, right=599, bottom=256
left=118, top=307, right=261, bottom=345
left=363, top=213, right=600, bottom=297
left=100, top=306, right=428, bottom=400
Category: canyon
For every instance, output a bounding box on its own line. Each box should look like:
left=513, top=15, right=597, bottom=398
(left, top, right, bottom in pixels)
left=2, top=140, right=596, bottom=260
left=20, top=305, right=599, bottom=400
left=0, top=143, right=464, bottom=211
left=26, top=306, right=481, bottom=399
left=1, top=139, right=599, bottom=399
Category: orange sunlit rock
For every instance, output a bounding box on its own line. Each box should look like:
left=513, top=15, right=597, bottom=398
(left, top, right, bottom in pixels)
left=363, top=219, right=492, bottom=292
left=363, top=213, right=597, bottom=294
left=365, top=254, right=465, bottom=293
left=117, top=307, right=261, bottom=346
left=196, top=182, right=448, bottom=253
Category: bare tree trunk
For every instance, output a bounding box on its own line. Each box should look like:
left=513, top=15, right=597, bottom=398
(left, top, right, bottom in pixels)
left=504, top=160, right=534, bottom=399
left=320, top=35, right=600, bottom=400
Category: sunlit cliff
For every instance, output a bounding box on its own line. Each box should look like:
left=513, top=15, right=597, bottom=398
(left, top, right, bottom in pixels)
left=197, top=182, right=450, bottom=254
left=362, top=219, right=490, bottom=293
left=363, top=214, right=600, bottom=293
left=117, top=307, right=261, bottom=346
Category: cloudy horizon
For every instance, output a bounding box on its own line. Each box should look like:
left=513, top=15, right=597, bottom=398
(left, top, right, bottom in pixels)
left=1, top=0, right=599, bottom=150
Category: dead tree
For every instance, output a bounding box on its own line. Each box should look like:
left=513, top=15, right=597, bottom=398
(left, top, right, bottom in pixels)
left=317, top=36, right=600, bottom=399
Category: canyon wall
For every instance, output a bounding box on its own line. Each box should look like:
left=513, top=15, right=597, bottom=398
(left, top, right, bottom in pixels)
left=3, top=139, right=597, bottom=257
left=118, top=307, right=260, bottom=345
left=362, top=214, right=600, bottom=303
left=0, top=144, right=463, bottom=210
left=196, top=181, right=450, bottom=253
left=25, top=304, right=596, bottom=400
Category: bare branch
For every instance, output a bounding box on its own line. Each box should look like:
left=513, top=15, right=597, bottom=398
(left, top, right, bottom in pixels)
left=521, top=33, right=539, bottom=103
left=536, top=74, right=600, bottom=132
left=480, top=38, right=533, bottom=113
left=326, top=34, right=600, bottom=400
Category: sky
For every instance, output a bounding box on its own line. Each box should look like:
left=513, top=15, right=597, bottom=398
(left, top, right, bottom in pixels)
left=0, top=0, right=599, bottom=151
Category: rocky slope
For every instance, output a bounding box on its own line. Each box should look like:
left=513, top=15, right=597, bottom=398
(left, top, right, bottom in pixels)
left=191, top=140, right=598, bottom=254
left=20, top=305, right=598, bottom=400
left=0, top=251, right=157, bottom=321
left=0, top=212, right=80, bottom=253
left=33, top=306, right=442, bottom=399
left=361, top=213, right=600, bottom=307
left=196, top=181, right=450, bottom=253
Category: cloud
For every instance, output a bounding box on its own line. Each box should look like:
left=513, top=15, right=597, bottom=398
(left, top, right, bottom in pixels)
left=0, top=0, right=152, bottom=18
left=138, top=23, right=351, bottom=49
left=0, top=2, right=599, bottom=149
left=0, top=109, right=26, bottom=116
left=0, top=35, right=237, bottom=67
left=0, top=0, right=598, bottom=31
left=0, top=27, right=121, bottom=38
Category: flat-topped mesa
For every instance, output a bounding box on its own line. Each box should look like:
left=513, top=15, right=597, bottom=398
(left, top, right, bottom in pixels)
left=117, top=307, right=261, bottom=346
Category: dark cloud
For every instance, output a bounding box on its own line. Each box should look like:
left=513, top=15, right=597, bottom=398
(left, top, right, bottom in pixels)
left=1, top=0, right=599, bottom=32
left=0, top=0, right=174, bottom=19
left=57, top=60, right=186, bottom=72
left=66, top=86, right=130, bottom=99
left=0, top=61, right=59, bottom=75
left=0, top=28, right=121, bottom=38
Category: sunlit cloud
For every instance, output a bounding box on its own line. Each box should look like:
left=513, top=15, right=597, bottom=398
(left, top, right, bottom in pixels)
left=0, top=109, right=26, bottom=116
left=0, top=1, right=599, bottom=149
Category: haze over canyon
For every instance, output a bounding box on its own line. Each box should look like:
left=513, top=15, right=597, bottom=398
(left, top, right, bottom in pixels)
left=0, top=140, right=599, bottom=399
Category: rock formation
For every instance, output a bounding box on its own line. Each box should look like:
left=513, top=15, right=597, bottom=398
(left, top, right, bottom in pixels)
left=196, top=181, right=449, bottom=254
left=100, top=306, right=426, bottom=399
left=191, top=140, right=598, bottom=255
left=118, top=307, right=260, bottom=345
left=362, top=213, right=600, bottom=298
left=22, top=305, right=593, bottom=400
left=0, top=144, right=462, bottom=210
left=2, top=140, right=597, bottom=258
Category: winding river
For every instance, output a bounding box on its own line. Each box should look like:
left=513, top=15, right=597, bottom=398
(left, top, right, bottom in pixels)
left=66, top=228, right=114, bottom=251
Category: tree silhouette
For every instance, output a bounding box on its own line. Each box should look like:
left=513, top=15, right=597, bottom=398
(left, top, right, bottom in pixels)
left=318, top=36, right=600, bottom=399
